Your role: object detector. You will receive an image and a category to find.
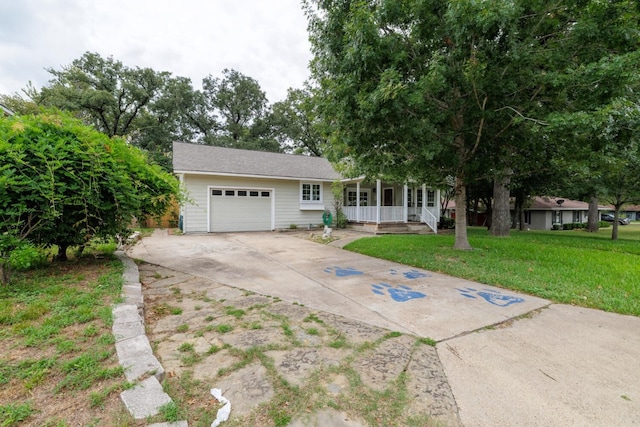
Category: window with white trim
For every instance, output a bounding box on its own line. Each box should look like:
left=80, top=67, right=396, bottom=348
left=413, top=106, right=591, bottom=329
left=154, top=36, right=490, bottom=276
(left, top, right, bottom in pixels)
left=426, top=190, right=436, bottom=207
left=347, top=190, right=369, bottom=206
left=301, top=183, right=322, bottom=202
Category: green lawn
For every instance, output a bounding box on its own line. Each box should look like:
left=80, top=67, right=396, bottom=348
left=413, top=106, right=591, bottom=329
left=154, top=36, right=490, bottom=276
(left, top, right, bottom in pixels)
left=344, top=224, right=640, bottom=316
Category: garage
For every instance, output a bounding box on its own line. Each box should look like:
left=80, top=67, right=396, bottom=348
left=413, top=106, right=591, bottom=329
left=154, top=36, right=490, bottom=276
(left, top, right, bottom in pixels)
left=209, top=187, right=273, bottom=232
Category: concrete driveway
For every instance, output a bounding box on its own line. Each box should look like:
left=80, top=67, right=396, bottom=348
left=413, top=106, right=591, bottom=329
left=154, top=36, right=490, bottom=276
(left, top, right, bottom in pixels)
left=128, top=230, right=640, bottom=426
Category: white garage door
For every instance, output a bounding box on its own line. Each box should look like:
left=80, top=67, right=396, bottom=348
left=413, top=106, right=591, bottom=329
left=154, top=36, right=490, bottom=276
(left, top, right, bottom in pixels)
left=210, top=188, right=272, bottom=232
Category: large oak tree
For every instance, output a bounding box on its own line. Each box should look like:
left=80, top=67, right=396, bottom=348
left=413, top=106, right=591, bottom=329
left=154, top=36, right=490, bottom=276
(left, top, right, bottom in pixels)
left=304, top=0, right=639, bottom=248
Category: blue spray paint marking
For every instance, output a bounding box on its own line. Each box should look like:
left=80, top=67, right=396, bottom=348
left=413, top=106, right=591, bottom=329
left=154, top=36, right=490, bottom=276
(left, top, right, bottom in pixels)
left=324, top=266, right=364, bottom=277
left=456, top=287, right=525, bottom=307
left=371, top=282, right=427, bottom=302
left=389, top=268, right=431, bottom=279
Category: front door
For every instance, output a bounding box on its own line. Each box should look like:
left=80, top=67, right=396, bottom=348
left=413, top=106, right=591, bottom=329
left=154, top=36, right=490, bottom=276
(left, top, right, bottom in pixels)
left=383, top=188, right=394, bottom=206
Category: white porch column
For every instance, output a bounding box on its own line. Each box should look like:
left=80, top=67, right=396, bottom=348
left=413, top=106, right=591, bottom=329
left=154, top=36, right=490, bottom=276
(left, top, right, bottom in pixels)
left=356, top=181, right=361, bottom=222
left=403, top=185, right=408, bottom=222
left=436, top=188, right=441, bottom=220
left=376, top=179, right=381, bottom=224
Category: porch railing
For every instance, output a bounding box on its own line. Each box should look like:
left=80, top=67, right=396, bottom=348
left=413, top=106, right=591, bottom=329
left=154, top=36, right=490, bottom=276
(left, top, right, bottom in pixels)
left=422, top=207, right=438, bottom=234
left=343, top=206, right=405, bottom=223
left=343, top=205, right=439, bottom=234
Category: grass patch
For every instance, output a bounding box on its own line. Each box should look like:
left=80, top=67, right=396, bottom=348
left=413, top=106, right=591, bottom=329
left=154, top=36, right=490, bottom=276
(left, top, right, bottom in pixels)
left=225, top=306, right=246, bottom=318
left=345, top=226, right=640, bottom=316
left=216, top=324, right=234, bottom=334
left=159, top=370, right=218, bottom=426
left=0, top=254, right=127, bottom=426
left=0, top=402, right=36, bottom=426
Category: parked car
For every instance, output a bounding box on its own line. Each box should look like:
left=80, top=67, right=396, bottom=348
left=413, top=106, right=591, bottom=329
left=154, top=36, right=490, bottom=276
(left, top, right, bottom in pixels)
left=601, top=213, right=630, bottom=225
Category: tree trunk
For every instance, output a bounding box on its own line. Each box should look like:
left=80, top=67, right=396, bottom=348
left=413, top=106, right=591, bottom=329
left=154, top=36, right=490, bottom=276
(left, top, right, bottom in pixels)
left=491, top=171, right=512, bottom=236
left=55, top=244, right=69, bottom=262
left=482, top=197, right=492, bottom=229
left=586, top=196, right=599, bottom=232
left=0, top=260, right=10, bottom=286
left=454, top=176, right=472, bottom=250
left=611, top=212, right=619, bottom=241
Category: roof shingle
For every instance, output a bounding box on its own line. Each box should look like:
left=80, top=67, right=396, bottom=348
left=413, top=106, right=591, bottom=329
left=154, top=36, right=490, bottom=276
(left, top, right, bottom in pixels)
left=172, top=142, right=341, bottom=181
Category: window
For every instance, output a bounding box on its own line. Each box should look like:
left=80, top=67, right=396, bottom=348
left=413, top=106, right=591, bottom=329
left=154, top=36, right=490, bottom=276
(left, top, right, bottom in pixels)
left=426, top=190, right=436, bottom=207
left=225, top=190, right=235, bottom=196
left=261, top=191, right=270, bottom=197
left=212, top=189, right=223, bottom=196
left=347, top=190, right=357, bottom=206
left=347, top=190, right=369, bottom=206
left=250, top=191, right=259, bottom=197
left=417, top=189, right=423, bottom=208
left=237, top=190, right=247, bottom=196
left=301, top=183, right=322, bottom=202
left=573, top=211, right=581, bottom=222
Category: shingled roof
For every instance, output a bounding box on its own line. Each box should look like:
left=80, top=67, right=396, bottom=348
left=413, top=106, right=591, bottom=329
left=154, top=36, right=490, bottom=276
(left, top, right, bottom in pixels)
left=173, top=142, right=341, bottom=181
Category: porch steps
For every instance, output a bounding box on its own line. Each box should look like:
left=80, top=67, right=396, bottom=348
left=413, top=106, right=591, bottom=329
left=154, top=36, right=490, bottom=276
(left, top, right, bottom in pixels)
left=347, top=223, right=434, bottom=235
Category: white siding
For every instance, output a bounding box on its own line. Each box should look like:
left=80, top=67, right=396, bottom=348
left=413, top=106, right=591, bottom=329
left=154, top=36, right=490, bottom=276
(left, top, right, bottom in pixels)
left=181, top=174, right=335, bottom=233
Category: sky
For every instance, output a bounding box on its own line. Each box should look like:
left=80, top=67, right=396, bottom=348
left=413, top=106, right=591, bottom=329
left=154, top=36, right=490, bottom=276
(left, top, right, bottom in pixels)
left=0, top=0, right=313, bottom=103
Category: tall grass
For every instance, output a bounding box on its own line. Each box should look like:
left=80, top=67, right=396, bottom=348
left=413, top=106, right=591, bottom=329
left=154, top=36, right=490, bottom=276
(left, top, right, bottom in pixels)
left=344, top=224, right=640, bottom=316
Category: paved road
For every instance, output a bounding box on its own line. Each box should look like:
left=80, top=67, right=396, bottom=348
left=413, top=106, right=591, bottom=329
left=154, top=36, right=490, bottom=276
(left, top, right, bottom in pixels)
left=129, top=230, right=640, bottom=426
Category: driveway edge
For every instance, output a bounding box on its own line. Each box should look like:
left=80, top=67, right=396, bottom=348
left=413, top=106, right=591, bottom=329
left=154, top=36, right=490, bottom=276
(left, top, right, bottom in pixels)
left=113, top=251, right=187, bottom=425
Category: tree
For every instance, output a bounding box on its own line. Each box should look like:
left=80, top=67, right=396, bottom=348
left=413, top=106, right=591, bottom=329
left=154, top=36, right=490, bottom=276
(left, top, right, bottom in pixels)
left=305, top=0, right=573, bottom=249
left=37, top=52, right=167, bottom=138
left=305, top=0, right=639, bottom=247
left=0, top=110, right=181, bottom=280
left=201, top=69, right=280, bottom=151
left=270, top=88, right=326, bottom=156
left=542, top=0, right=640, bottom=236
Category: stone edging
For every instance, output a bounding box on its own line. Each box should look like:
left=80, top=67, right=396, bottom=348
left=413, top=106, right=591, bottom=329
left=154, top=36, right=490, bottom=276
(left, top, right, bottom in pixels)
left=113, top=251, right=188, bottom=426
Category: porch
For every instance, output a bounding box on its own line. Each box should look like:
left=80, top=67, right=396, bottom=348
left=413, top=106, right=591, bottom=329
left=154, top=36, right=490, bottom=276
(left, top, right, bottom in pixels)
left=342, top=180, right=440, bottom=234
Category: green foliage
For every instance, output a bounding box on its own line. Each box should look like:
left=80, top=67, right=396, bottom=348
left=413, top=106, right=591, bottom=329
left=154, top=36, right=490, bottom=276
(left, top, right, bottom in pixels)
left=305, top=0, right=640, bottom=248
left=0, top=110, right=181, bottom=272
left=270, top=88, right=326, bottom=156
left=8, top=244, right=48, bottom=271
left=158, top=401, right=183, bottom=422
left=201, top=68, right=281, bottom=152
left=0, top=402, right=35, bottom=426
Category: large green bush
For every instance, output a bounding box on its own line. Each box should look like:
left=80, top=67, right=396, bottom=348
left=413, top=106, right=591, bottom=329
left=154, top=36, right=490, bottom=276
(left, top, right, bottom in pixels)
left=0, top=110, right=182, bottom=283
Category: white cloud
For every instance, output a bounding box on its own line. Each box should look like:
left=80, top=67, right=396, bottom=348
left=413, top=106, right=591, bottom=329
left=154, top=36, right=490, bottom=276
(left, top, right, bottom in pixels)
left=0, top=0, right=311, bottom=102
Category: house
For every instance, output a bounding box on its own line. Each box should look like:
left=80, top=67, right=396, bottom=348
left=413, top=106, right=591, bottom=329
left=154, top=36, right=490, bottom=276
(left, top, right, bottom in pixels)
left=523, top=197, right=609, bottom=230
left=174, top=142, right=340, bottom=233
left=620, top=205, right=640, bottom=221
left=173, top=142, right=440, bottom=233
left=443, top=196, right=610, bottom=230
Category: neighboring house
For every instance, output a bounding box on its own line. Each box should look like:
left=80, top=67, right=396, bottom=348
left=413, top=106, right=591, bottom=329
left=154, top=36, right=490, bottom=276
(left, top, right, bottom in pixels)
left=173, top=142, right=440, bottom=233
left=523, top=197, right=608, bottom=230
left=620, top=205, right=640, bottom=221
left=443, top=196, right=610, bottom=230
